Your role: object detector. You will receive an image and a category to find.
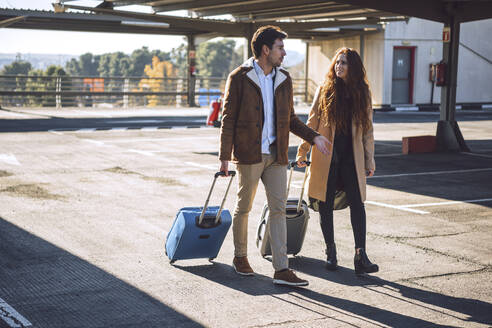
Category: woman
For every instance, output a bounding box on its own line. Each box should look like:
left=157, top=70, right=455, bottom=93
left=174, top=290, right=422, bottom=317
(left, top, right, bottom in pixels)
left=296, top=47, right=378, bottom=274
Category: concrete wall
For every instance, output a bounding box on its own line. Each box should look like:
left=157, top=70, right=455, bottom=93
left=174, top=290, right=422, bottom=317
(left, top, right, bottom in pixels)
left=307, top=17, right=492, bottom=106
left=307, top=36, right=361, bottom=88
left=363, top=33, right=385, bottom=106
left=456, top=19, right=492, bottom=103
left=385, top=17, right=492, bottom=105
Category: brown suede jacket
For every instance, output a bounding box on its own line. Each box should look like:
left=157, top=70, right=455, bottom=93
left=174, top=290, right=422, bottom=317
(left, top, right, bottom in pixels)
left=219, top=58, right=319, bottom=165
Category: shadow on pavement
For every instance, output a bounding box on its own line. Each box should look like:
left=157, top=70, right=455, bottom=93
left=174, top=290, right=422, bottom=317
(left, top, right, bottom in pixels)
left=0, top=115, right=206, bottom=133
left=287, top=141, right=492, bottom=209
left=0, top=217, right=202, bottom=328
left=290, top=256, right=492, bottom=326
left=176, top=258, right=461, bottom=327
left=172, top=261, right=289, bottom=296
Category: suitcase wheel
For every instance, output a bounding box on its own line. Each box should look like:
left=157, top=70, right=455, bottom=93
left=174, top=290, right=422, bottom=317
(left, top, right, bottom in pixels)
left=208, top=258, right=215, bottom=262
left=170, top=259, right=176, bottom=264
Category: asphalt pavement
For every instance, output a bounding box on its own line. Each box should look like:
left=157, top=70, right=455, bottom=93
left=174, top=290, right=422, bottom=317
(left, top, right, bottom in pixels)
left=0, top=106, right=491, bottom=328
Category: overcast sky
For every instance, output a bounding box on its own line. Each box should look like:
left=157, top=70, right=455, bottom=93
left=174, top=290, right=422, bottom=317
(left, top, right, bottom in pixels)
left=0, top=0, right=305, bottom=55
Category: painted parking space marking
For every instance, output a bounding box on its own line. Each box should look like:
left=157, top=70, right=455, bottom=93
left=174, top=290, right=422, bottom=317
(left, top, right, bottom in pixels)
left=372, top=167, right=492, bottom=179
left=81, top=139, right=107, bottom=147
left=73, top=110, right=112, bottom=117
left=127, top=149, right=155, bottom=157
left=404, top=197, right=492, bottom=208
left=103, top=136, right=218, bottom=143
left=0, top=297, right=32, bottom=327
left=78, top=128, right=97, bottom=133
left=46, top=125, right=207, bottom=134
left=110, top=127, right=128, bottom=132
left=366, top=200, right=430, bottom=214
left=375, top=153, right=405, bottom=157
left=48, top=129, right=64, bottom=135
left=106, top=120, right=165, bottom=124
left=0, top=153, right=20, bottom=166
left=375, top=141, right=401, bottom=148
left=367, top=197, right=492, bottom=215
left=462, top=152, right=492, bottom=159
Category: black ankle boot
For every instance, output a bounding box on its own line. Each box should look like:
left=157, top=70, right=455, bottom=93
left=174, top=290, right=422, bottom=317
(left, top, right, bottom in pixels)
left=325, top=243, right=337, bottom=270
left=354, top=248, right=378, bottom=275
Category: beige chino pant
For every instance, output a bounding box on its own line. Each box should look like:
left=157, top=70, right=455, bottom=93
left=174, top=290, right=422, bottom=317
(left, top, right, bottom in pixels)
left=233, top=147, right=288, bottom=271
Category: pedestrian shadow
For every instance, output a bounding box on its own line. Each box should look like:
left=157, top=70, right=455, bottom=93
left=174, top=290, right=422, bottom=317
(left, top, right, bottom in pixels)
left=290, top=256, right=492, bottom=326
left=172, top=260, right=461, bottom=327
left=171, top=261, right=290, bottom=296
left=0, top=217, right=202, bottom=328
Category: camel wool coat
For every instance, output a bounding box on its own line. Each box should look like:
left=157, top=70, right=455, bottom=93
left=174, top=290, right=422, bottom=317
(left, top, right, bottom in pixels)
left=296, top=86, right=375, bottom=202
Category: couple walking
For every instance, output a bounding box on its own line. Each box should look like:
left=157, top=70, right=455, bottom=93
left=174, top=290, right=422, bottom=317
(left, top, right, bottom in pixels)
left=219, top=25, right=378, bottom=287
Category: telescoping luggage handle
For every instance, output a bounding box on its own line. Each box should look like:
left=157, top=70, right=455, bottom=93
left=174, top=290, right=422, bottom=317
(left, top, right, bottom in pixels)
left=199, top=171, right=236, bottom=225
left=287, top=161, right=311, bottom=214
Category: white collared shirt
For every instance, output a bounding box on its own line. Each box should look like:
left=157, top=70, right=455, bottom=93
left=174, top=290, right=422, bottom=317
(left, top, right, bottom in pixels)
left=253, top=60, right=276, bottom=154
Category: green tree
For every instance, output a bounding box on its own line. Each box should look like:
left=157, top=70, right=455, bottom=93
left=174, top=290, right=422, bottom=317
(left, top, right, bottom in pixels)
left=170, top=43, right=188, bottom=78
left=79, top=53, right=100, bottom=76
left=1, top=60, right=32, bottom=75
left=196, top=39, right=237, bottom=77
left=65, top=58, right=81, bottom=76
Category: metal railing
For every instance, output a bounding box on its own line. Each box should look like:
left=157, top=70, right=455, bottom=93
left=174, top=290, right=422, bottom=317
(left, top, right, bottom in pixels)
left=0, top=75, right=313, bottom=108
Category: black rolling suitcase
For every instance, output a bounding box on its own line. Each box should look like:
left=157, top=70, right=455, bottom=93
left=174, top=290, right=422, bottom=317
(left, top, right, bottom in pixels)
left=256, top=161, right=310, bottom=257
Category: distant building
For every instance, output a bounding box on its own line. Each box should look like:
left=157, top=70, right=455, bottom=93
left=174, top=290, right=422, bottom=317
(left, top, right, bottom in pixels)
left=306, top=18, right=492, bottom=108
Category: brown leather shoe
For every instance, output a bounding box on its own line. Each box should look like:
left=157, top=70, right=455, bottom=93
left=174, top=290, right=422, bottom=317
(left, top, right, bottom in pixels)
left=233, top=256, right=254, bottom=276
left=273, top=269, right=308, bottom=287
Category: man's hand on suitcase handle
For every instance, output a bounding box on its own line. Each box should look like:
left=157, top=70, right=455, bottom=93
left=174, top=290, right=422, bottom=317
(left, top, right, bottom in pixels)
left=220, top=160, right=229, bottom=176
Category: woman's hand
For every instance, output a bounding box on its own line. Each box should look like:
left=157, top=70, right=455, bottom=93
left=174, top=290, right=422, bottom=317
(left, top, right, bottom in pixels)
left=366, top=169, right=375, bottom=177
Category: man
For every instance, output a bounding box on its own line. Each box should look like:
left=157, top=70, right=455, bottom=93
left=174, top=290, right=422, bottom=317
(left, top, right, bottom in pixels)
left=219, top=26, right=330, bottom=287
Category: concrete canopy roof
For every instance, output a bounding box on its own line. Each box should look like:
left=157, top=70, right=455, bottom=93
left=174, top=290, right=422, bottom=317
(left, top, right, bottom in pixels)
left=60, top=0, right=492, bottom=23
left=45, top=0, right=409, bottom=40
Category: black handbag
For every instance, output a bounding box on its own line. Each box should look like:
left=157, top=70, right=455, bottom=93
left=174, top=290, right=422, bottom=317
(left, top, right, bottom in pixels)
left=309, top=190, right=348, bottom=212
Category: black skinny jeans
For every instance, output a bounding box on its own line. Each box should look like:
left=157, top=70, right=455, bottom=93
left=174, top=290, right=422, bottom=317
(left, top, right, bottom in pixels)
left=318, top=157, right=367, bottom=249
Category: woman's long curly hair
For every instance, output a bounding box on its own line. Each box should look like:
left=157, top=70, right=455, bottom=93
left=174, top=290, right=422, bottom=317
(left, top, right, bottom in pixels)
left=319, top=47, right=371, bottom=133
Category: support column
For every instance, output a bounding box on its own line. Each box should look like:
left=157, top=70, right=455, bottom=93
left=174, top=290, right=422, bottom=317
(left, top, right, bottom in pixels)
left=436, top=18, right=469, bottom=152
left=244, top=24, right=254, bottom=61
left=187, top=34, right=197, bottom=107
left=304, top=41, right=310, bottom=103
left=56, top=76, right=61, bottom=109
left=359, top=34, right=365, bottom=63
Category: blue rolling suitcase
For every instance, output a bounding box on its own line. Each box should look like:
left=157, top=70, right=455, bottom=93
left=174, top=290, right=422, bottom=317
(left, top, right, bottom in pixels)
left=165, top=171, right=236, bottom=264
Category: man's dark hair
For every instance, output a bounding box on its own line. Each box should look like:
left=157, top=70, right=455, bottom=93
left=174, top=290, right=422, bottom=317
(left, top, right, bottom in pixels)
left=251, top=25, right=288, bottom=59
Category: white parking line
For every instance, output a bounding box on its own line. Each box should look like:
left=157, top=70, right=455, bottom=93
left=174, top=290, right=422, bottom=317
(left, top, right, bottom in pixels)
left=375, top=153, right=405, bottom=157
left=110, top=127, right=128, bottom=132
left=366, top=200, right=430, bottom=214
left=77, top=128, right=97, bottom=133
left=73, top=110, right=112, bottom=118
left=127, top=149, right=155, bottom=157
left=141, top=126, right=159, bottom=131
left=462, top=152, right=492, bottom=159
left=0, top=153, right=20, bottom=166
left=372, top=167, right=492, bottom=179
left=0, top=297, right=32, bottom=327
left=375, top=141, right=401, bottom=148
left=48, top=129, right=64, bottom=135
left=103, top=136, right=217, bottom=143
left=404, top=198, right=492, bottom=208
left=82, top=139, right=106, bottom=146
left=107, top=120, right=164, bottom=124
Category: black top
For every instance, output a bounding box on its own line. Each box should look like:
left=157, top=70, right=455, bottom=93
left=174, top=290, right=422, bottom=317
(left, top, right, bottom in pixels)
left=333, top=120, right=354, bottom=164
